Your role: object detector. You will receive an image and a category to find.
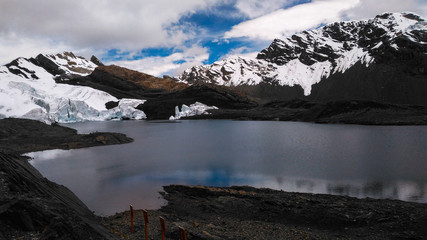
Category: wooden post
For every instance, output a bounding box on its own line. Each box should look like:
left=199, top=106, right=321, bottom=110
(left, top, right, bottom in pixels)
left=143, top=209, right=149, bottom=240
left=179, top=226, right=187, bottom=240
left=130, top=205, right=134, bottom=234
left=160, top=217, right=166, bottom=240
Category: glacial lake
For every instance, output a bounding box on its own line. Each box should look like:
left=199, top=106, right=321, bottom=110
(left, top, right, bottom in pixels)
left=28, top=120, right=427, bottom=215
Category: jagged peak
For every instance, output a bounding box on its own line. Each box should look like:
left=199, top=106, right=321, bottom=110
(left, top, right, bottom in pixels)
left=41, top=51, right=98, bottom=75
left=376, top=12, right=424, bottom=22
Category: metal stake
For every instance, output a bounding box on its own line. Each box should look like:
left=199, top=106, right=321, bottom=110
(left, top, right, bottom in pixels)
left=160, top=217, right=166, bottom=240
left=130, top=205, right=134, bottom=234
left=179, top=226, right=187, bottom=240
left=143, top=209, right=149, bottom=240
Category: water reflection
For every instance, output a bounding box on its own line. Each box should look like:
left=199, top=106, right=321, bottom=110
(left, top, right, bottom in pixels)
left=28, top=120, right=427, bottom=215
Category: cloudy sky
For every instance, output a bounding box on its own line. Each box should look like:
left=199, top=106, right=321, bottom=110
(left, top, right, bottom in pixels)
left=1, top=0, right=426, bottom=77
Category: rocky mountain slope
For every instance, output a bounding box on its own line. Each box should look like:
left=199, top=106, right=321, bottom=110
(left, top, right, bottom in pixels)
left=63, top=65, right=188, bottom=99
left=178, top=12, right=427, bottom=105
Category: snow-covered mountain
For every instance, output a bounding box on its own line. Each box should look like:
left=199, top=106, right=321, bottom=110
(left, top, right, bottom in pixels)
left=178, top=12, right=427, bottom=104
left=0, top=52, right=146, bottom=123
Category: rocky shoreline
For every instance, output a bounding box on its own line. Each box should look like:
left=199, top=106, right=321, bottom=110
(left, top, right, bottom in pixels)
left=104, top=185, right=427, bottom=240
left=1, top=118, right=426, bottom=239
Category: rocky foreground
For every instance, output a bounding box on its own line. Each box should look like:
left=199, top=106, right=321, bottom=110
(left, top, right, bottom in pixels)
left=104, top=185, right=427, bottom=240
left=0, top=118, right=426, bottom=239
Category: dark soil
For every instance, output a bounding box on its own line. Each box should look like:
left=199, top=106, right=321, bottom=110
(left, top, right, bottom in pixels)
left=104, top=185, right=427, bottom=240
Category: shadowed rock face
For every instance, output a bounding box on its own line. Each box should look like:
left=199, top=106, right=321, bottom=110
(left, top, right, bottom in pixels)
left=187, top=99, right=427, bottom=125
left=0, top=152, right=117, bottom=240
left=90, top=55, right=104, bottom=66
left=138, top=84, right=258, bottom=120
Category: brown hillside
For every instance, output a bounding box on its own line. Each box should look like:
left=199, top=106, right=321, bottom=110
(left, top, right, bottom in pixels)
left=96, top=65, right=188, bottom=92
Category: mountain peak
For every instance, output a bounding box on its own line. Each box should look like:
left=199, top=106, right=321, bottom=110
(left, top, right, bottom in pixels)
left=376, top=12, right=424, bottom=22
left=178, top=12, right=426, bottom=101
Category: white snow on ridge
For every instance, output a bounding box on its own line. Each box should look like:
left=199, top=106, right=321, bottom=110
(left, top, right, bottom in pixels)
left=169, top=102, right=218, bottom=120
left=44, top=52, right=98, bottom=76
left=180, top=36, right=374, bottom=96
left=0, top=58, right=146, bottom=123
left=181, top=48, right=373, bottom=96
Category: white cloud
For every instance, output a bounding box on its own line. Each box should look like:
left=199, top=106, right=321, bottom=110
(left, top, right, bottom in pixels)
left=220, top=47, right=259, bottom=60
left=0, top=0, right=217, bottom=63
left=108, top=45, right=209, bottom=77
left=0, top=33, right=72, bottom=64
left=235, top=0, right=296, bottom=19
left=345, top=0, right=427, bottom=20
left=224, top=0, right=427, bottom=42
left=224, top=0, right=360, bottom=41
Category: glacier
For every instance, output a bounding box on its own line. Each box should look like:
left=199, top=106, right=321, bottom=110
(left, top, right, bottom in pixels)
left=0, top=56, right=146, bottom=124
left=169, top=102, right=218, bottom=120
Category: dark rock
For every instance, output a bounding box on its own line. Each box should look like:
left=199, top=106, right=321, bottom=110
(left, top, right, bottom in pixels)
left=105, top=101, right=119, bottom=109
left=30, top=54, right=66, bottom=76
left=257, top=38, right=299, bottom=65
left=90, top=55, right=104, bottom=66
left=309, top=60, right=427, bottom=106
left=0, top=152, right=118, bottom=239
